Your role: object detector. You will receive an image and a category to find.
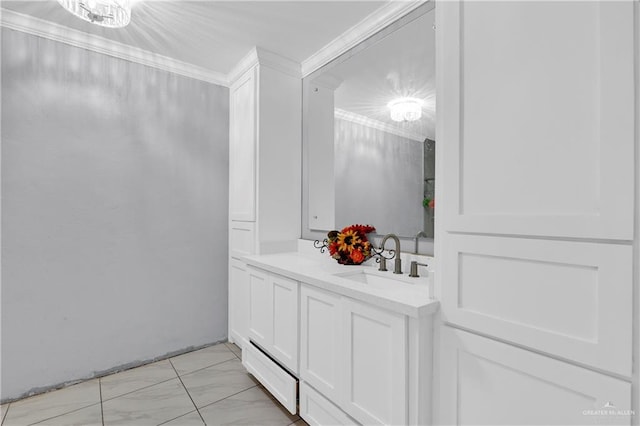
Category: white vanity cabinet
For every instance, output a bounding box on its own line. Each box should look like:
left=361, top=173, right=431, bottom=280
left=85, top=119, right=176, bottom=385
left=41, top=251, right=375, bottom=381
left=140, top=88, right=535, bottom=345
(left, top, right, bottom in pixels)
left=299, top=282, right=421, bottom=426
left=240, top=256, right=436, bottom=426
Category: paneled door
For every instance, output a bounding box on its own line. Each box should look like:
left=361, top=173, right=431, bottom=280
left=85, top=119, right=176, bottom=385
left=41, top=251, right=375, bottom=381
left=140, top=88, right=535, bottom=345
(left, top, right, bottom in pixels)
left=248, top=267, right=271, bottom=349
left=229, top=258, right=250, bottom=347
left=436, top=1, right=636, bottom=424
left=229, top=67, right=257, bottom=222
left=341, top=299, right=407, bottom=426
left=270, top=274, right=299, bottom=372
left=440, top=328, right=632, bottom=426
left=300, top=284, right=342, bottom=402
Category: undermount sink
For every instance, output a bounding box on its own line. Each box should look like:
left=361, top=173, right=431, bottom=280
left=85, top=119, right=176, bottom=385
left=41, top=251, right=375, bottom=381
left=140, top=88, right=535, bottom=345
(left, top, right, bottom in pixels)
left=333, top=268, right=424, bottom=292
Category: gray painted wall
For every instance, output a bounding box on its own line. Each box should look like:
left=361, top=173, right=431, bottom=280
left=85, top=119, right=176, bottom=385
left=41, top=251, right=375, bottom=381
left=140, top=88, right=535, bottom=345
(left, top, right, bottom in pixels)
left=334, top=118, right=424, bottom=237
left=1, top=29, right=229, bottom=401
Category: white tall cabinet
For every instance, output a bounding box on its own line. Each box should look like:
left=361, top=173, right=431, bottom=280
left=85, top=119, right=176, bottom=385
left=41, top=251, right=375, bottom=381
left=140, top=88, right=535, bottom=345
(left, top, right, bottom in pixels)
left=228, top=48, right=302, bottom=348
left=436, top=1, right=637, bottom=425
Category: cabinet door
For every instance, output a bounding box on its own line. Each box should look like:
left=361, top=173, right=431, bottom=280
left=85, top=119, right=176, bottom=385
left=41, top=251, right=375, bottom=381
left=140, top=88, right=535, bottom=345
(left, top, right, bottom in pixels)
left=438, top=1, right=634, bottom=240
left=248, top=267, right=272, bottom=349
left=440, top=328, right=632, bottom=426
left=342, top=299, right=407, bottom=426
left=270, top=274, right=299, bottom=373
left=228, top=259, right=249, bottom=347
left=229, top=67, right=256, bottom=221
left=300, top=285, right=342, bottom=402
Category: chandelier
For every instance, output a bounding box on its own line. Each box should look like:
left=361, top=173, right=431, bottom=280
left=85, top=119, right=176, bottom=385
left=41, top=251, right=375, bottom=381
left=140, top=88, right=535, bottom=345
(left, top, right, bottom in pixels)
left=57, top=0, right=131, bottom=28
left=387, top=98, right=423, bottom=122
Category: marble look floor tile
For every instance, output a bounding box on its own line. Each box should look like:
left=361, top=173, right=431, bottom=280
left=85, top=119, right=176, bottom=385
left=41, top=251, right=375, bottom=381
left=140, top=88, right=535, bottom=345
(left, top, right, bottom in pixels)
left=100, top=359, right=177, bottom=401
left=224, top=342, right=242, bottom=358
left=171, top=344, right=237, bottom=376
left=3, top=379, right=100, bottom=426
left=102, top=378, right=194, bottom=426
left=180, top=359, right=257, bottom=408
left=34, top=403, right=102, bottom=426
left=160, top=410, right=205, bottom=425
left=199, top=386, right=299, bottom=426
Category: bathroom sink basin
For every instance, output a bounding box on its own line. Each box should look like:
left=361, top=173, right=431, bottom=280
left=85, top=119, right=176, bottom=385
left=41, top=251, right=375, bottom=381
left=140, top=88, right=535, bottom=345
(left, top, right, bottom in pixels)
left=333, top=269, right=423, bottom=292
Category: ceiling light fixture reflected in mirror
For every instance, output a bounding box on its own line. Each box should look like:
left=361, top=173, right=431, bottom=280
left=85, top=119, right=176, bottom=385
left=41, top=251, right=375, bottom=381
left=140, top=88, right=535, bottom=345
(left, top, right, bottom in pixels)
left=387, top=97, right=422, bottom=122
left=57, top=0, right=131, bottom=28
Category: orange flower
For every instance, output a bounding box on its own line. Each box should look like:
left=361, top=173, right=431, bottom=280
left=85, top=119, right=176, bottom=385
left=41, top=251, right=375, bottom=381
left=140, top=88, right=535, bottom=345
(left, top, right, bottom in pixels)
left=337, top=229, right=361, bottom=253
left=428, top=199, right=435, bottom=209
left=350, top=249, right=365, bottom=263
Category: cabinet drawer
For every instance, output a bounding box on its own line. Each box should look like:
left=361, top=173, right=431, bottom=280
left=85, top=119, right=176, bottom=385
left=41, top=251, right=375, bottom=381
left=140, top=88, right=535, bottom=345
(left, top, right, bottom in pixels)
left=300, top=382, right=356, bottom=426
left=243, top=342, right=298, bottom=415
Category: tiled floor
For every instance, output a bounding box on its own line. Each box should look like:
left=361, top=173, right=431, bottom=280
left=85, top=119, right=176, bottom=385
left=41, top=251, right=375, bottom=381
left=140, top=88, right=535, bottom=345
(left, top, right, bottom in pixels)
left=1, top=343, right=307, bottom=426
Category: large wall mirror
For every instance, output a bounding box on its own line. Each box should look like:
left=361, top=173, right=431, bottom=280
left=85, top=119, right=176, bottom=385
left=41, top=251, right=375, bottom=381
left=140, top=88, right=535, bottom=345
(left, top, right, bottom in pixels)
left=302, top=3, right=436, bottom=250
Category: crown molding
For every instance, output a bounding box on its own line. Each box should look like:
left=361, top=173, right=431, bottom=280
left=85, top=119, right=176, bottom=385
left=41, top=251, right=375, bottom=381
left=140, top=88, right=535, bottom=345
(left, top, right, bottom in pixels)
left=335, top=108, right=426, bottom=142
left=301, top=0, right=427, bottom=77
left=1, top=1, right=426, bottom=86
left=0, top=8, right=229, bottom=86
left=227, top=46, right=301, bottom=86
left=227, top=47, right=260, bottom=86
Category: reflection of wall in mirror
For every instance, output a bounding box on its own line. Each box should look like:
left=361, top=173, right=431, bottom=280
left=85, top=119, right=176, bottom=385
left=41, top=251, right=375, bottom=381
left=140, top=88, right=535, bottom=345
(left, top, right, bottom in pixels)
left=334, top=118, right=424, bottom=237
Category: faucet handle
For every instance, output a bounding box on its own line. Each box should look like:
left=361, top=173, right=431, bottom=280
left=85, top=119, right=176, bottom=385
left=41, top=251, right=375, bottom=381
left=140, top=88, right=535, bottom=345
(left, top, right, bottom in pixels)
left=378, top=257, right=388, bottom=272
left=409, top=261, right=429, bottom=278
left=371, top=246, right=393, bottom=272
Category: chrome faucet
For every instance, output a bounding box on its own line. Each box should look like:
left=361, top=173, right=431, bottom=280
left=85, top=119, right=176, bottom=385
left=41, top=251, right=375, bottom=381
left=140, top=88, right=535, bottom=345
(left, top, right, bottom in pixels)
left=414, top=231, right=428, bottom=254
left=380, top=234, right=402, bottom=274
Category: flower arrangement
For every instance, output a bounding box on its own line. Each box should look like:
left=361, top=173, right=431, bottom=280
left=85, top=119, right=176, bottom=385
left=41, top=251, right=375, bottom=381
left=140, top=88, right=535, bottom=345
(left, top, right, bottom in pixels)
left=326, top=224, right=376, bottom=265
left=423, top=197, right=435, bottom=209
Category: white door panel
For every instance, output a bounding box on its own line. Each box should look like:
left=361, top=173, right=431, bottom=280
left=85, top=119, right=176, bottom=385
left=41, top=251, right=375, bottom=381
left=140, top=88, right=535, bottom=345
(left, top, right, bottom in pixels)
left=271, top=275, right=299, bottom=373
left=440, top=328, right=632, bottom=426
left=229, top=68, right=257, bottom=221
left=229, top=258, right=250, bottom=347
left=442, top=234, right=632, bottom=376
left=438, top=0, right=635, bottom=240
left=342, top=299, right=407, bottom=426
left=300, top=285, right=342, bottom=402
left=248, top=267, right=271, bottom=348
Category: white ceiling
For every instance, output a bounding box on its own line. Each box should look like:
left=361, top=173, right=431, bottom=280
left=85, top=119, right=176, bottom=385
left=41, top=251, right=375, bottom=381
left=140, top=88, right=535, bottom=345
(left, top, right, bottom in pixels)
left=1, top=0, right=386, bottom=75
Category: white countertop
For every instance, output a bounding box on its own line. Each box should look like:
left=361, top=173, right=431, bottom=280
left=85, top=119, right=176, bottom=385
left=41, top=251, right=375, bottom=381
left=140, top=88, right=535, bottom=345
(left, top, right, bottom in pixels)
left=242, top=251, right=439, bottom=318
